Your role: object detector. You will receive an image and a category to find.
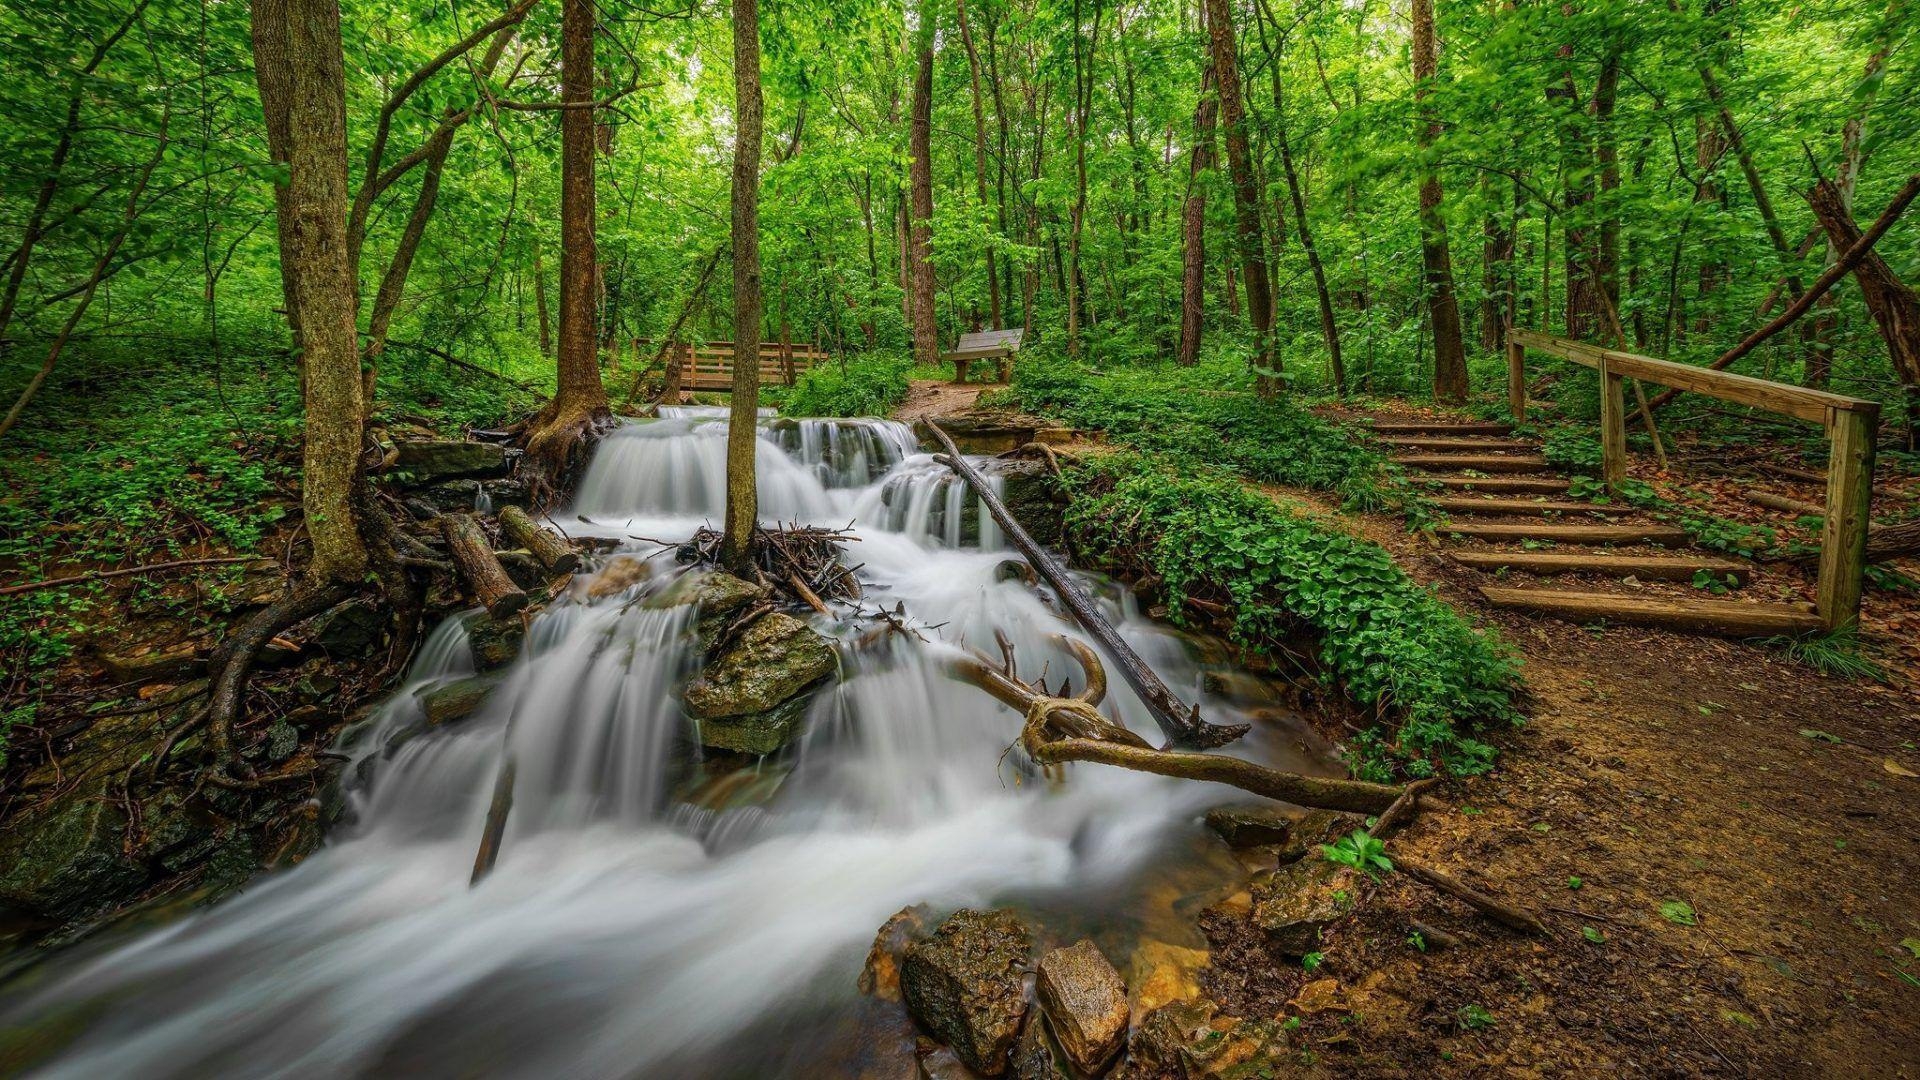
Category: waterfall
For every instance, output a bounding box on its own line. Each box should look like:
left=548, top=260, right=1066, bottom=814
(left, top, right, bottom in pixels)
left=3, top=411, right=1325, bottom=1079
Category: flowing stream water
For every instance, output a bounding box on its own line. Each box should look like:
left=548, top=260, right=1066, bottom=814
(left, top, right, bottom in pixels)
left=4, top=409, right=1337, bottom=1078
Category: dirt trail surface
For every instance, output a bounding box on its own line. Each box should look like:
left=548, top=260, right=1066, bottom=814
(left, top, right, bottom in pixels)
left=911, top=394, right=1920, bottom=1075
left=1218, top=484, right=1920, bottom=1076
left=893, top=379, right=993, bottom=421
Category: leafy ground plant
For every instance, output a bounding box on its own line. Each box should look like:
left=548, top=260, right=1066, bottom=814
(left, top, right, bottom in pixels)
left=1063, top=452, right=1520, bottom=779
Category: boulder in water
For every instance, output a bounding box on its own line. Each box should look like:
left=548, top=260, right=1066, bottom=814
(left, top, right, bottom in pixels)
left=1007, top=1015, right=1060, bottom=1080
left=419, top=674, right=499, bottom=726
left=467, top=612, right=524, bottom=671
left=0, top=782, right=148, bottom=924
left=1275, top=808, right=1356, bottom=865
left=682, top=611, right=835, bottom=755
left=861, top=904, right=932, bottom=1002
left=1249, top=856, right=1354, bottom=956
left=1202, top=805, right=1295, bottom=849
left=1035, top=939, right=1128, bottom=1075
left=901, top=908, right=1034, bottom=1076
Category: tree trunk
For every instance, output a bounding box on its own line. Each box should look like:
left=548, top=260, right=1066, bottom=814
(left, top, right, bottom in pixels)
left=1807, top=176, right=1920, bottom=441
left=1202, top=0, right=1273, bottom=381
left=522, top=0, right=612, bottom=498
left=721, top=0, right=765, bottom=572
left=1810, top=42, right=1889, bottom=387
left=1177, top=67, right=1216, bottom=367
left=532, top=239, right=553, bottom=356
left=909, top=14, right=940, bottom=370
left=1593, top=50, right=1621, bottom=329
left=1264, top=23, right=1343, bottom=392
left=955, top=0, right=1001, bottom=329
left=1413, top=0, right=1467, bottom=404
left=253, top=0, right=367, bottom=584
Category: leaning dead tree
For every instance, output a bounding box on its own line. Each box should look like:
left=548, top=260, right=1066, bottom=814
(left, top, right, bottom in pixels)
left=925, top=420, right=1246, bottom=748
left=952, top=638, right=1545, bottom=935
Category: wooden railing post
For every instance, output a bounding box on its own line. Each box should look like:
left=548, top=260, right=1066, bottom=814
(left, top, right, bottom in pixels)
left=1506, top=332, right=1526, bottom=422
left=1597, top=353, right=1628, bottom=495
left=1817, top=403, right=1878, bottom=631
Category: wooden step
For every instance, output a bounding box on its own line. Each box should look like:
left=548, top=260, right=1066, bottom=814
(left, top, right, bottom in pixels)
left=1432, top=497, right=1601, bottom=517
left=1421, top=476, right=1573, bottom=494
left=1394, top=454, right=1553, bottom=473
left=1443, top=523, right=1693, bottom=546
left=1449, top=551, right=1751, bottom=583
left=1379, top=436, right=1536, bottom=452
left=1367, top=421, right=1513, bottom=436
left=1479, top=587, right=1820, bottom=636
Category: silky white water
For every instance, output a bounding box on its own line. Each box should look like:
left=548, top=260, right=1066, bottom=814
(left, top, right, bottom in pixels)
left=4, top=411, right=1328, bottom=1078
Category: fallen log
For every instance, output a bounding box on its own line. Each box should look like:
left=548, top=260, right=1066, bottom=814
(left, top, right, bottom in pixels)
left=1786, top=517, right=1920, bottom=567
left=499, top=505, right=582, bottom=573
left=442, top=513, right=527, bottom=618
left=925, top=419, right=1246, bottom=749
left=1744, top=490, right=1824, bottom=518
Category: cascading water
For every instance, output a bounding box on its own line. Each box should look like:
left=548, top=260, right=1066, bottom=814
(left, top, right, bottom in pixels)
left=3, top=410, right=1336, bottom=1078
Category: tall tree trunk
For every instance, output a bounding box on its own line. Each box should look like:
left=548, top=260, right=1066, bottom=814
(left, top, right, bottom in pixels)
left=1692, top=114, right=1726, bottom=334
left=247, top=0, right=305, bottom=361
left=1178, top=67, right=1217, bottom=366
left=1809, top=42, right=1889, bottom=387
left=1202, top=0, right=1274, bottom=381
left=1255, top=8, right=1343, bottom=392
left=1412, top=0, right=1467, bottom=403
left=522, top=0, right=611, bottom=497
left=1593, top=49, right=1621, bottom=326
left=1065, top=0, right=1099, bottom=355
left=721, top=0, right=765, bottom=571
left=956, top=0, right=1001, bottom=329
left=909, top=15, right=940, bottom=370
left=252, top=0, right=367, bottom=584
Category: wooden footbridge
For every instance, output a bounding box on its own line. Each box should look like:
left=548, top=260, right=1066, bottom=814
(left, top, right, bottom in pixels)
left=636, top=339, right=828, bottom=392
left=1376, top=328, right=1878, bottom=638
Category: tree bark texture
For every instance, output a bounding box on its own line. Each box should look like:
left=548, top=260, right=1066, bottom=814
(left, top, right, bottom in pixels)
left=1413, top=0, right=1467, bottom=403
left=722, top=0, right=766, bottom=572
left=1202, top=0, right=1274, bottom=377
left=1177, top=67, right=1217, bottom=367
left=909, top=12, right=940, bottom=370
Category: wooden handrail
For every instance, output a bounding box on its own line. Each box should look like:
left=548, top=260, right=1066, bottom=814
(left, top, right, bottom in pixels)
left=1507, top=328, right=1873, bottom=424
left=1507, top=326, right=1878, bottom=633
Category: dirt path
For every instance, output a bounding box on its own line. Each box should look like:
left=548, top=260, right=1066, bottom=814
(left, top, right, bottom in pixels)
left=1212, top=483, right=1920, bottom=1076
left=893, top=379, right=993, bottom=422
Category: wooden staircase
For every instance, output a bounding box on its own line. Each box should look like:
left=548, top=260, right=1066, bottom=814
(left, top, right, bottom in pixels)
left=1367, top=416, right=1821, bottom=638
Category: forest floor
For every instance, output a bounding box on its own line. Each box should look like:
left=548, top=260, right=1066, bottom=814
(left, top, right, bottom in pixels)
left=893, top=377, right=995, bottom=421
left=926, top=390, right=1920, bottom=1076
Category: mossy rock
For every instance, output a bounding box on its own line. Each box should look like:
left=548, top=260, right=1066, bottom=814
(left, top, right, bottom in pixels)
left=467, top=612, right=525, bottom=671
left=693, top=692, right=816, bottom=756
left=691, top=611, right=840, bottom=745
left=419, top=673, right=500, bottom=726
left=0, top=784, right=147, bottom=923
left=1249, top=856, right=1353, bottom=956
left=390, top=440, right=509, bottom=484
left=901, top=908, right=1034, bottom=1076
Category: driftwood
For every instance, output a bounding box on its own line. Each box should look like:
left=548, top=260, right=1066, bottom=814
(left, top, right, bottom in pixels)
left=442, top=513, right=527, bottom=618
left=499, top=505, right=582, bottom=573
left=676, top=523, right=861, bottom=608
left=926, top=419, right=1246, bottom=749
left=949, top=638, right=1406, bottom=816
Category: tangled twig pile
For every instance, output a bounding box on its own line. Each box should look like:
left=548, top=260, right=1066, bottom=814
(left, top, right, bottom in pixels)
left=677, top=523, right=863, bottom=613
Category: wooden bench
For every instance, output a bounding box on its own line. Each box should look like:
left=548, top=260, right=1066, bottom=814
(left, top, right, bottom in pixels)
left=940, top=328, right=1025, bottom=384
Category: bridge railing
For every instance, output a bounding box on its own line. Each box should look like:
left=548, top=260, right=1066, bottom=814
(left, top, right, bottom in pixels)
left=633, top=339, right=829, bottom=390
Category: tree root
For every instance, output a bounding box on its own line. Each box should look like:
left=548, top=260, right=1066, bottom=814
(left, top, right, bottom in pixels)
left=202, top=581, right=355, bottom=775
left=518, top=402, right=616, bottom=508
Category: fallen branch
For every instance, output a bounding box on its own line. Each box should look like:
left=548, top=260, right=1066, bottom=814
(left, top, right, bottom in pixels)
left=470, top=753, right=516, bottom=885
left=0, top=555, right=264, bottom=599
left=926, top=419, right=1245, bottom=749
left=1744, top=490, right=1823, bottom=518
left=383, top=338, right=540, bottom=393
left=1396, top=859, right=1547, bottom=936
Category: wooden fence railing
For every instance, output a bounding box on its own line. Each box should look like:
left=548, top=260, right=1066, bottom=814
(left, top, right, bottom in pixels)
left=1507, top=326, right=1880, bottom=632
left=633, top=339, right=828, bottom=391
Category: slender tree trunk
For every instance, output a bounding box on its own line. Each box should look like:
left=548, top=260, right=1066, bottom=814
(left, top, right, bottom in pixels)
left=1178, top=67, right=1217, bottom=366
left=1065, top=0, right=1098, bottom=355
left=532, top=241, right=553, bottom=356
left=956, top=0, right=1000, bottom=328
left=252, top=0, right=367, bottom=583
left=1257, top=14, right=1343, bottom=391
left=1202, top=0, right=1273, bottom=380
left=1810, top=43, right=1888, bottom=387
left=721, top=0, right=764, bottom=571
left=909, top=11, right=941, bottom=372
left=1594, top=50, right=1621, bottom=325
left=1413, top=0, right=1467, bottom=403
left=522, top=0, right=611, bottom=494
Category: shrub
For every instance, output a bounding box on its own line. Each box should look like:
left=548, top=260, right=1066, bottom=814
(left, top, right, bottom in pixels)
left=777, top=352, right=912, bottom=417
left=1063, top=452, right=1520, bottom=779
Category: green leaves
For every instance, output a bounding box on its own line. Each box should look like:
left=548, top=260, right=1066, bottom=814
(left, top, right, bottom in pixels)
left=1321, top=828, right=1394, bottom=880
left=1658, top=900, right=1698, bottom=927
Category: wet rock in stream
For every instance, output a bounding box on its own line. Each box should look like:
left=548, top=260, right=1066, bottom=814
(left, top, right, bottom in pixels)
left=860, top=904, right=932, bottom=1002
left=1248, top=857, right=1354, bottom=956
left=682, top=610, right=836, bottom=755
left=418, top=673, right=499, bottom=726
left=1035, top=939, right=1130, bottom=1075
left=901, top=908, right=1034, bottom=1076
left=1202, top=805, right=1295, bottom=849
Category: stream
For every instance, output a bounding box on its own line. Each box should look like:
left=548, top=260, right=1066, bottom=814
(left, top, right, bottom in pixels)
left=3, top=409, right=1339, bottom=1078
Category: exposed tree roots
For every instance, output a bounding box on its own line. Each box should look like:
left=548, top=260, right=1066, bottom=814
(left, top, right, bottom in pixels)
left=516, top=402, right=616, bottom=508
